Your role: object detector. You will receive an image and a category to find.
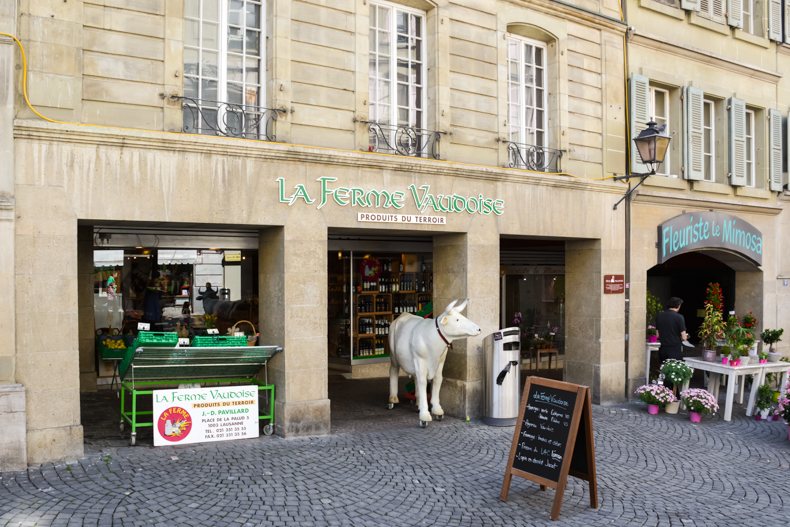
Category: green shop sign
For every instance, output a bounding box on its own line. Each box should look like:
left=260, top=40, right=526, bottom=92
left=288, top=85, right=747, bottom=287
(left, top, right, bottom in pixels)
left=657, top=211, right=762, bottom=266
left=276, top=177, right=504, bottom=216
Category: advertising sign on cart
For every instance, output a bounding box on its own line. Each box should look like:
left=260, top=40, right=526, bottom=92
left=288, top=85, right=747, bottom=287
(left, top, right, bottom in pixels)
left=152, top=385, right=259, bottom=446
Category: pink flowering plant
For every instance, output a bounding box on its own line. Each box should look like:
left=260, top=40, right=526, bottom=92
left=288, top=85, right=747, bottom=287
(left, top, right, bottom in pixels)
left=680, top=388, right=719, bottom=415
left=774, top=380, right=790, bottom=424
left=634, top=384, right=676, bottom=406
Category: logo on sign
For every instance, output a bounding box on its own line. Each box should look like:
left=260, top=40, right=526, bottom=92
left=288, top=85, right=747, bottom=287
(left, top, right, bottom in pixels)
left=157, top=406, right=193, bottom=442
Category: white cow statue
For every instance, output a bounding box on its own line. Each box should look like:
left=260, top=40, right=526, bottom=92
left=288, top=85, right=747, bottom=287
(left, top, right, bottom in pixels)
left=387, top=299, right=482, bottom=427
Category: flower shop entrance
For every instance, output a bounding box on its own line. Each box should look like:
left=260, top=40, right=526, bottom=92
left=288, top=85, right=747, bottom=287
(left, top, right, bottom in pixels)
left=645, top=250, right=763, bottom=380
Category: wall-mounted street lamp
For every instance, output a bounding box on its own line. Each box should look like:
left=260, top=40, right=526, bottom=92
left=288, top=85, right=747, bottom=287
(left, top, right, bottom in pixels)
left=613, top=121, right=671, bottom=210
left=615, top=120, right=671, bottom=399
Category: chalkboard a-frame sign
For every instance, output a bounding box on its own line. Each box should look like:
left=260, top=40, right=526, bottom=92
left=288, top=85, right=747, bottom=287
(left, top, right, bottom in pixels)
left=499, top=376, right=598, bottom=520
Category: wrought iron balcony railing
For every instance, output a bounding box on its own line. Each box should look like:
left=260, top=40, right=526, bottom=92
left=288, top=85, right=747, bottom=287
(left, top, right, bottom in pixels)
left=173, top=95, right=285, bottom=142
left=361, top=120, right=445, bottom=159
left=506, top=141, right=563, bottom=173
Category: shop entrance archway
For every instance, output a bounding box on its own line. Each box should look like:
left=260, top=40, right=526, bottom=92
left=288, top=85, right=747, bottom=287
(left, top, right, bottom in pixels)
left=646, top=250, right=762, bottom=379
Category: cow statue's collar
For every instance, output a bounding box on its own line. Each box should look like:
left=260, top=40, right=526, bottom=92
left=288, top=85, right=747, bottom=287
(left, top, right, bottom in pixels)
left=435, top=317, right=452, bottom=349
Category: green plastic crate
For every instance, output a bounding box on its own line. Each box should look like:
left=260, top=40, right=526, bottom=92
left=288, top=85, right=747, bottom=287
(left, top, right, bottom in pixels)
left=191, top=335, right=248, bottom=347
left=133, top=331, right=179, bottom=348
left=97, top=335, right=128, bottom=360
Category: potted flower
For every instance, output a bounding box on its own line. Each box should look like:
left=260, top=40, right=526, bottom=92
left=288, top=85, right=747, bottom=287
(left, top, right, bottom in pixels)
left=680, top=388, right=719, bottom=423
left=660, top=359, right=694, bottom=393
left=723, top=313, right=753, bottom=366
left=646, top=325, right=658, bottom=343
left=760, top=328, right=784, bottom=362
left=755, top=383, right=774, bottom=421
left=741, top=312, right=759, bottom=358
left=773, top=380, right=790, bottom=440
left=659, top=359, right=694, bottom=414
left=634, top=383, right=676, bottom=415
left=698, top=303, right=725, bottom=362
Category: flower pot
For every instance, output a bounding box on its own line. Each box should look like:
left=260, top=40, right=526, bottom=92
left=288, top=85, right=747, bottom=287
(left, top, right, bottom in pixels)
left=647, top=404, right=660, bottom=415
left=755, top=414, right=762, bottom=421
left=647, top=334, right=658, bottom=343
left=768, top=352, right=782, bottom=363
left=665, top=401, right=680, bottom=414
left=702, top=349, right=717, bottom=362
left=689, top=411, right=702, bottom=423
left=759, top=358, right=768, bottom=364
left=721, top=356, right=729, bottom=365
left=760, top=408, right=771, bottom=420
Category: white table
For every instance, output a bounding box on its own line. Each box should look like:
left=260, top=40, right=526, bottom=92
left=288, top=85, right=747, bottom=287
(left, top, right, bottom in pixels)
left=682, top=358, right=790, bottom=421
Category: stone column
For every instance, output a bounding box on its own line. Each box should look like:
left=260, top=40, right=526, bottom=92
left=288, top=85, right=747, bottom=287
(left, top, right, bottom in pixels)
left=78, top=226, right=97, bottom=391
left=0, top=0, right=16, bottom=385
left=565, top=239, right=624, bottom=404
left=260, top=219, right=330, bottom=437
left=433, top=230, right=498, bottom=419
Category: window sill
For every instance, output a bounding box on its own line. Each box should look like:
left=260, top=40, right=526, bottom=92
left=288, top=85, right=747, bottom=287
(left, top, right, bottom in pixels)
left=735, top=185, right=772, bottom=199
left=689, top=13, right=731, bottom=35
left=734, top=29, right=770, bottom=48
left=643, top=174, right=687, bottom=189
left=639, top=0, right=685, bottom=20
left=690, top=180, right=732, bottom=194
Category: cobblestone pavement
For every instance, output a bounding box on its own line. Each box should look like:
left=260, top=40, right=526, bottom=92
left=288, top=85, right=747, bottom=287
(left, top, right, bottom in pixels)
left=1, top=377, right=789, bottom=526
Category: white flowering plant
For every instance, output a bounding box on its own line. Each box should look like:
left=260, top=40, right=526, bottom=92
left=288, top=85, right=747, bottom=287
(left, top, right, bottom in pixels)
left=634, top=384, right=676, bottom=406
left=680, top=388, right=719, bottom=415
left=660, top=359, right=694, bottom=387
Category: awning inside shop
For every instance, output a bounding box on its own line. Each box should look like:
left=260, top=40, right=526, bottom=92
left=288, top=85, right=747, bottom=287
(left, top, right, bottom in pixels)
left=157, top=250, right=198, bottom=265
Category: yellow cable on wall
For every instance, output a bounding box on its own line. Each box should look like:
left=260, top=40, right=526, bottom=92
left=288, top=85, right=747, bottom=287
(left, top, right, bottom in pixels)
left=0, top=32, right=74, bottom=125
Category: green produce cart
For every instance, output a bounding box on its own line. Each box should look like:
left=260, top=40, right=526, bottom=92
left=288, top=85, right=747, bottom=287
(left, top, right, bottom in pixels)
left=118, top=336, right=282, bottom=445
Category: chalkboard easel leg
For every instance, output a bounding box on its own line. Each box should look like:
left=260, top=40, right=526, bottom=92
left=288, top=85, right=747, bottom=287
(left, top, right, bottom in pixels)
left=550, top=477, right=568, bottom=520
left=499, top=473, right=513, bottom=501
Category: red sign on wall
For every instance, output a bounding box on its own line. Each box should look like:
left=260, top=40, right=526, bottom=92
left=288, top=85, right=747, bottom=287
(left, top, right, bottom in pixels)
left=603, top=275, right=625, bottom=294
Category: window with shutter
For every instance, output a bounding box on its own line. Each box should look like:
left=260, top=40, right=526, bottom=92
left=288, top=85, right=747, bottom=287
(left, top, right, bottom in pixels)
left=683, top=86, right=705, bottom=180
left=650, top=87, right=671, bottom=176
left=700, top=0, right=726, bottom=21
left=769, top=0, right=782, bottom=40
left=785, top=3, right=790, bottom=44
left=770, top=109, right=783, bottom=191
left=630, top=75, right=650, bottom=174
left=728, top=0, right=744, bottom=28
left=728, top=97, right=747, bottom=187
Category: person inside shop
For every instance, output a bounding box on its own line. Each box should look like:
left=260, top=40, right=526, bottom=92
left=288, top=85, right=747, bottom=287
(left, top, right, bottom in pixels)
left=142, top=277, right=163, bottom=325
left=197, top=282, right=219, bottom=314
left=656, top=296, right=689, bottom=366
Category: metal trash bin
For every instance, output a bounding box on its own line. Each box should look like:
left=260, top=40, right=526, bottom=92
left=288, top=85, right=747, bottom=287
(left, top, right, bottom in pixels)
left=483, top=327, right=521, bottom=426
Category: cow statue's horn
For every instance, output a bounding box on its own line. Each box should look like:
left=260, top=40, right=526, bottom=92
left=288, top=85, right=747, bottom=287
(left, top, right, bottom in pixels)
left=444, top=299, right=458, bottom=312
left=455, top=299, right=468, bottom=312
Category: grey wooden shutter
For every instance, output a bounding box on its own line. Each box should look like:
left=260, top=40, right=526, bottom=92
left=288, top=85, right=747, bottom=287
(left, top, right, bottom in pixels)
left=684, top=86, right=705, bottom=181
left=728, top=98, right=747, bottom=186
left=785, top=2, right=790, bottom=44
left=770, top=109, right=783, bottom=191
left=712, top=0, right=725, bottom=21
left=681, top=0, right=700, bottom=9
left=630, top=74, right=650, bottom=174
left=769, top=0, right=782, bottom=41
left=727, top=0, right=743, bottom=27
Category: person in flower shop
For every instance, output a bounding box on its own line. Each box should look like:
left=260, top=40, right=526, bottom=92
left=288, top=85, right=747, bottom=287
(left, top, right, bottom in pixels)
left=656, top=297, right=689, bottom=370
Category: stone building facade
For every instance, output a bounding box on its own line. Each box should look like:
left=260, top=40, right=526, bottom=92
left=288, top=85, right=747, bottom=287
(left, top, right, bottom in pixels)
left=0, top=0, right=787, bottom=470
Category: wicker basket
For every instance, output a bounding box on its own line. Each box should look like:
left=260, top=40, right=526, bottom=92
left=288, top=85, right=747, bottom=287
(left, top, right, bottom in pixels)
left=231, top=320, right=259, bottom=346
